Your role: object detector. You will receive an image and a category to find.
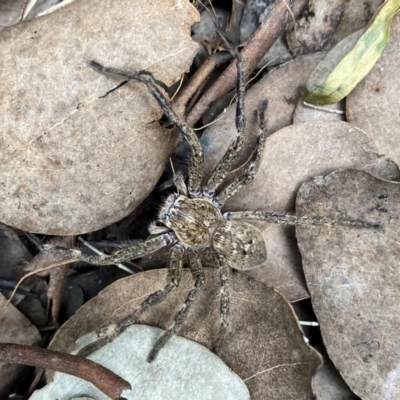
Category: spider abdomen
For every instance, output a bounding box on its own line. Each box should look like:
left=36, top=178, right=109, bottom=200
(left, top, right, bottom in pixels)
left=213, top=221, right=267, bottom=270
left=159, top=194, right=222, bottom=248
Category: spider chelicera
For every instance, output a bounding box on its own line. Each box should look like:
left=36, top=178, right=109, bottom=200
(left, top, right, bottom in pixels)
left=36, top=35, right=375, bottom=362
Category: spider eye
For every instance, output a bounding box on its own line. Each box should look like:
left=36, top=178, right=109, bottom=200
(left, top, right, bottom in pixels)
left=248, top=239, right=253, bottom=244
left=242, top=250, right=247, bottom=255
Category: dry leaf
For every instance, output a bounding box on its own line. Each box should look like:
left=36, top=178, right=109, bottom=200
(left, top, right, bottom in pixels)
left=0, top=0, right=199, bottom=235
left=0, top=224, right=32, bottom=281
left=48, top=269, right=321, bottom=400
left=313, top=346, right=360, bottom=400
left=287, top=0, right=383, bottom=55
left=0, top=0, right=25, bottom=29
left=0, top=293, right=41, bottom=397
left=296, top=169, right=400, bottom=400
left=347, top=14, right=400, bottom=169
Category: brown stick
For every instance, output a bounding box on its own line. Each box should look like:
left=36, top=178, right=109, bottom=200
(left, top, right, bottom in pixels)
left=0, top=343, right=131, bottom=399
left=172, top=51, right=231, bottom=116
left=185, top=0, right=308, bottom=126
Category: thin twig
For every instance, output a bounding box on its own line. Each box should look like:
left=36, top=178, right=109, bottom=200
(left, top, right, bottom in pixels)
left=172, top=51, right=231, bottom=116
left=0, top=343, right=131, bottom=399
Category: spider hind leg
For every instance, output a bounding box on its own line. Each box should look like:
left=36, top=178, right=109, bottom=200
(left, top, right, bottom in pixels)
left=147, top=248, right=205, bottom=362
left=77, top=244, right=184, bottom=358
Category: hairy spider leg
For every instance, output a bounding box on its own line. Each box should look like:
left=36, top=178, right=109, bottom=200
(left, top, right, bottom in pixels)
left=40, top=233, right=174, bottom=265
left=217, top=101, right=267, bottom=204
left=223, top=211, right=380, bottom=229
left=78, top=244, right=184, bottom=358
left=213, top=254, right=230, bottom=356
left=89, top=61, right=204, bottom=195
left=203, top=34, right=247, bottom=197
left=147, top=248, right=205, bottom=361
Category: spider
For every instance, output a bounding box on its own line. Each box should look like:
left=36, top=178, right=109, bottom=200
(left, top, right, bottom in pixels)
left=36, top=35, right=376, bottom=362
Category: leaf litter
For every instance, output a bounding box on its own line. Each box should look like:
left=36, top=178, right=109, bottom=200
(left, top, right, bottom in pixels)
left=32, top=325, right=251, bottom=400
left=47, top=269, right=321, bottom=400
left=1, top=1, right=400, bottom=399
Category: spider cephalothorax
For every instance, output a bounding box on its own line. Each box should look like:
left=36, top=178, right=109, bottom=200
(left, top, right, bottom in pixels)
left=38, top=37, right=375, bottom=362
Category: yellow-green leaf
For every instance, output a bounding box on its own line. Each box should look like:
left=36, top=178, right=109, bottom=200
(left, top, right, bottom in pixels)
left=304, top=0, right=400, bottom=106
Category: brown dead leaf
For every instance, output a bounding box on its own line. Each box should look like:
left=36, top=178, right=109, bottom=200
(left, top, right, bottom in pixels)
left=362, top=157, right=400, bottom=182
left=0, top=0, right=199, bottom=235
left=313, top=346, right=359, bottom=400
left=347, top=14, right=400, bottom=169
left=48, top=269, right=321, bottom=400
left=296, top=169, right=400, bottom=400
left=0, top=0, right=24, bottom=29
left=0, top=224, right=32, bottom=281
left=0, top=293, right=41, bottom=397
left=287, top=0, right=383, bottom=55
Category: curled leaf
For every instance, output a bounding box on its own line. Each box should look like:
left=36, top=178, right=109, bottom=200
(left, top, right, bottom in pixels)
left=304, top=0, right=400, bottom=105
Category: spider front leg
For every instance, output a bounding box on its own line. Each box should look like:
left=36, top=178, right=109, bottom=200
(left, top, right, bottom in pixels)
left=147, top=248, right=205, bottom=362
left=78, top=244, right=184, bottom=358
left=217, top=102, right=267, bottom=204
left=204, top=36, right=247, bottom=197
left=89, top=61, right=204, bottom=195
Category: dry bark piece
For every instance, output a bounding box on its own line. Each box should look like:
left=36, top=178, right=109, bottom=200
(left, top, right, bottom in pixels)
left=239, top=1, right=292, bottom=68
left=0, top=0, right=199, bottom=235
left=0, top=293, right=41, bottom=397
left=33, top=325, right=250, bottom=400
left=48, top=269, right=321, bottom=400
left=347, top=14, right=400, bottom=169
left=287, top=0, right=383, bottom=55
left=296, top=169, right=400, bottom=400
